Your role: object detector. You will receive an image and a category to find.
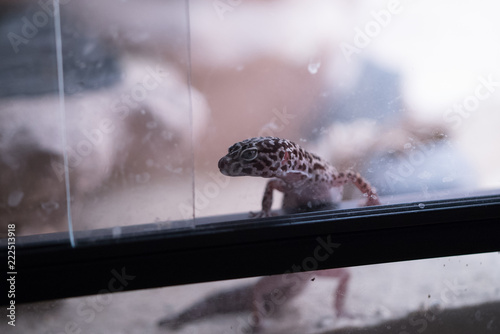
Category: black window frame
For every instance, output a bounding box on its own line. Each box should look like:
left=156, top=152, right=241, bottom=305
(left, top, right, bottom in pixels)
left=2, top=193, right=500, bottom=305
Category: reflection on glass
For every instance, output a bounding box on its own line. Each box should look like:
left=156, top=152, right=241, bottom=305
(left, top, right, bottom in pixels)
left=2, top=0, right=500, bottom=239
left=190, top=0, right=500, bottom=218
left=0, top=1, right=67, bottom=237
left=58, top=1, right=198, bottom=238
left=0, top=1, right=198, bottom=240
left=1, top=252, right=497, bottom=333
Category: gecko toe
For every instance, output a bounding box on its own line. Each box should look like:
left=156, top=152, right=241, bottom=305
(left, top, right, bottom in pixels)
left=249, top=211, right=276, bottom=218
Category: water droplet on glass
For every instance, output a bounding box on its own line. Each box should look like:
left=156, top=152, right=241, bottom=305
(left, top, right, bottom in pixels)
left=135, top=172, right=150, bottom=184
left=308, top=61, right=321, bottom=74
left=418, top=171, right=432, bottom=180
left=8, top=190, right=24, bottom=207
left=41, top=201, right=60, bottom=214
left=418, top=203, right=425, bottom=209
left=162, top=131, right=174, bottom=141
left=165, top=165, right=183, bottom=174
left=140, top=109, right=146, bottom=115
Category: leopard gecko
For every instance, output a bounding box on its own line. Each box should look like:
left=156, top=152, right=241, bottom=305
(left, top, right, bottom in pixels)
left=218, top=136, right=380, bottom=216
left=157, top=137, right=377, bottom=330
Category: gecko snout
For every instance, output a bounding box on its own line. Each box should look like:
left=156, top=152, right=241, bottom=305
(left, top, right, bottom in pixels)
left=218, top=156, right=243, bottom=176
left=218, top=156, right=229, bottom=174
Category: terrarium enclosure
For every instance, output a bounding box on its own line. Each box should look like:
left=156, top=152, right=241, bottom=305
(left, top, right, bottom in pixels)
left=1, top=1, right=499, bottom=334
left=1, top=0, right=500, bottom=239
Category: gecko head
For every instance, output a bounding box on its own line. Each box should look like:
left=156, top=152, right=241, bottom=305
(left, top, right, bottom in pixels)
left=218, top=137, right=291, bottom=178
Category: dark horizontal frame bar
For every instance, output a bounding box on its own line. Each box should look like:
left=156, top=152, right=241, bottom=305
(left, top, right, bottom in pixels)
left=2, top=193, right=500, bottom=305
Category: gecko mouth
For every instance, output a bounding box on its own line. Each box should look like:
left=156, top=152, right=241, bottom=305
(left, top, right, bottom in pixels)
left=218, top=157, right=246, bottom=176
left=220, top=168, right=231, bottom=176
left=218, top=157, right=235, bottom=176
left=218, top=157, right=227, bottom=171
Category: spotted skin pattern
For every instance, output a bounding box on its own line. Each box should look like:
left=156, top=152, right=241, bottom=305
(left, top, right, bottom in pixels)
left=218, top=136, right=380, bottom=216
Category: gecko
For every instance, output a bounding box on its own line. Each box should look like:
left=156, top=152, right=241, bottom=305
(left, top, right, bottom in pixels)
left=218, top=136, right=380, bottom=217
left=157, top=137, right=379, bottom=330
left=158, top=269, right=350, bottom=330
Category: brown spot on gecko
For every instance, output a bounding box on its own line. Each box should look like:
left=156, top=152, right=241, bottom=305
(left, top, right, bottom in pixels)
left=255, top=162, right=266, bottom=171
left=313, top=163, right=325, bottom=171
left=311, top=153, right=321, bottom=160
left=259, top=147, right=276, bottom=154
left=262, top=157, right=273, bottom=167
left=241, top=167, right=253, bottom=174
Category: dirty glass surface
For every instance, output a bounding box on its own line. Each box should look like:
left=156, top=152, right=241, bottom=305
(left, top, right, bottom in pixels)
left=0, top=0, right=196, bottom=243
left=1, top=252, right=498, bottom=333
left=1, top=1, right=499, bottom=333
left=191, top=0, right=500, bottom=219
left=2, top=0, right=500, bottom=239
left=1, top=1, right=68, bottom=237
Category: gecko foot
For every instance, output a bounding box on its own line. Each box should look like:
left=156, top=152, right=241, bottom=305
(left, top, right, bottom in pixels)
left=249, top=211, right=276, bottom=218
left=363, top=195, right=381, bottom=206
left=336, top=310, right=356, bottom=319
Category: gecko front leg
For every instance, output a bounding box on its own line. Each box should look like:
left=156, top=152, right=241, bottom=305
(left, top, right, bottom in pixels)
left=250, top=178, right=287, bottom=218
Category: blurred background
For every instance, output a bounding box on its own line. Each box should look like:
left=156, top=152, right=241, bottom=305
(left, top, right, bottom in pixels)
left=1, top=2, right=500, bottom=334
left=1, top=0, right=500, bottom=238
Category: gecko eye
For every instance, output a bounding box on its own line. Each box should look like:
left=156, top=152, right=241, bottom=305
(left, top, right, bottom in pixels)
left=240, top=148, right=258, bottom=161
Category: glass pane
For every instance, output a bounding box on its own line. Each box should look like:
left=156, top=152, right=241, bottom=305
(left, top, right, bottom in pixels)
left=190, top=0, right=500, bottom=220
left=3, top=0, right=500, bottom=237
left=60, top=0, right=195, bottom=239
left=0, top=2, right=68, bottom=237
left=153, top=254, right=500, bottom=333
left=4, top=252, right=498, bottom=333
left=0, top=1, right=197, bottom=240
